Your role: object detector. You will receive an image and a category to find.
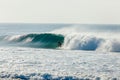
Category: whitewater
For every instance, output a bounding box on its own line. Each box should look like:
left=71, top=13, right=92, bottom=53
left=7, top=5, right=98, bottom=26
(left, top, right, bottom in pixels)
left=0, top=24, right=120, bottom=80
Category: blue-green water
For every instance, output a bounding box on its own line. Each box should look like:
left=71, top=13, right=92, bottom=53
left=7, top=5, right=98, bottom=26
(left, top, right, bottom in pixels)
left=8, top=33, right=64, bottom=48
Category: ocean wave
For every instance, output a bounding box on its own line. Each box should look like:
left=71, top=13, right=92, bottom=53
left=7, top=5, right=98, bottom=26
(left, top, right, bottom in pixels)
left=62, top=34, right=103, bottom=50
left=62, top=34, right=120, bottom=52
left=3, top=33, right=64, bottom=49
left=1, top=32, right=120, bottom=52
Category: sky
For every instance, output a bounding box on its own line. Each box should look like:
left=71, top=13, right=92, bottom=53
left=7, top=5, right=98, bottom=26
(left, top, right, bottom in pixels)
left=0, top=0, right=120, bottom=24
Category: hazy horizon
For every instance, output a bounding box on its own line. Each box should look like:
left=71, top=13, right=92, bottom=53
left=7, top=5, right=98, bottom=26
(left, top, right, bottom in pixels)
left=0, top=0, right=120, bottom=24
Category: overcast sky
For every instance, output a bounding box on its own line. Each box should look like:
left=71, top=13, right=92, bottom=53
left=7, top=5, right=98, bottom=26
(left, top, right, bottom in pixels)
left=0, top=0, right=120, bottom=24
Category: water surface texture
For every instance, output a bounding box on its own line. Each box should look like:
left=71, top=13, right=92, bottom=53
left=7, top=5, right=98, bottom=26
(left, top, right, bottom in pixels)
left=0, top=24, right=120, bottom=80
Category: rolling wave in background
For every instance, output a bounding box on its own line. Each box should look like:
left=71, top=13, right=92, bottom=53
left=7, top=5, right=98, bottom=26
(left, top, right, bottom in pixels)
left=0, top=24, right=120, bottom=52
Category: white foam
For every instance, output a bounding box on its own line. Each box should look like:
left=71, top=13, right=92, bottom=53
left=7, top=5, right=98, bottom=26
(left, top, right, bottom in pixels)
left=53, top=27, right=120, bottom=52
left=0, top=47, right=120, bottom=79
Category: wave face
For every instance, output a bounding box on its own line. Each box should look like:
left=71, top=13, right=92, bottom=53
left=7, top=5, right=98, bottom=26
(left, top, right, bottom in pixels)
left=4, top=33, right=64, bottom=49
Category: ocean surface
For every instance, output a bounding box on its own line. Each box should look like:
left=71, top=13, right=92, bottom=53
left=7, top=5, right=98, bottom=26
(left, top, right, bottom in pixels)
left=0, top=23, right=120, bottom=80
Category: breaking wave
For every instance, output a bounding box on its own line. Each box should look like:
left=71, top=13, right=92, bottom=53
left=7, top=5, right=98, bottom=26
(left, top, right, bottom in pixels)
left=1, top=30, right=120, bottom=52
left=3, top=33, right=64, bottom=49
left=62, top=34, right=120, bottom=52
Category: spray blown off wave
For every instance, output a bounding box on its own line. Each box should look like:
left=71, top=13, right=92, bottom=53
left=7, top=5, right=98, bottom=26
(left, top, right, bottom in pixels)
left=2, top=32, right=120, bottom=52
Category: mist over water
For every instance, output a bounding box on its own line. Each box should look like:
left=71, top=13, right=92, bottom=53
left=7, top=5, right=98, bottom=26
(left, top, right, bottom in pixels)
left=0, top=24, right=120, bottom=52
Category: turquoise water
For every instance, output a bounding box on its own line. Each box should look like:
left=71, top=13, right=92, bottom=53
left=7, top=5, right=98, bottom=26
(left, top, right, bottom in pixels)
left=8, top=33, right=64, bottom=48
